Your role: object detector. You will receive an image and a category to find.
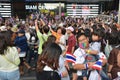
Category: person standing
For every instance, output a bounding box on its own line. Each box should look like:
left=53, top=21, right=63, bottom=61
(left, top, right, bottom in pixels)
left=42, top=35, right=70, bottom=80
left=35, top=19, right=50, bottom=55
left=66, top=26, right=77, bottom=80
left=0, top=31, right=20, bottom=80
left=14, top=29, right=30, bottom=75
left=66, top=26, right=76, bottom=54
left=36, top=43, right=62, bottom=80
left=73, top=33, right=107, bottom=80
left=59, top=28, right=66, bottom=52
left=108, top=47, right=120, bottom=79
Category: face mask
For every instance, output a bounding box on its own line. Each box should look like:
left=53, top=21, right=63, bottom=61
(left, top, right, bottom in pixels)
left=79, top=43, right=87, bottom=49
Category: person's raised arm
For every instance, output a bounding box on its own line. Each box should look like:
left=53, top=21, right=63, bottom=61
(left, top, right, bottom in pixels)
left=40, top=19, right=46, bottom=27
left=35, top=20, right=39, bottom=32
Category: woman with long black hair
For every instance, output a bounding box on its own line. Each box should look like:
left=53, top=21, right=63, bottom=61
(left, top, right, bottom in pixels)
left=36, top=43, right=62, bottom=80
left=0, top=31, right=20, bottom=80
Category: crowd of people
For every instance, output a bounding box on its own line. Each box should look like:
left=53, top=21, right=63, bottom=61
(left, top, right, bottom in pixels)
left=0, top=12, right=120, bottom=80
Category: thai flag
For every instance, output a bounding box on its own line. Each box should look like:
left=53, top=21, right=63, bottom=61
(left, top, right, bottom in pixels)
left=92, top=59, right=103, bottom=71
left=66, top=52, right=76, bottom=63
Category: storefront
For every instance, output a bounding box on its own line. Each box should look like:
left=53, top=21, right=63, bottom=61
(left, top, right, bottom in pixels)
left=10, top=0, right=114, bottom=19
left=18, top=0, right=112, bottom=19
left=25, top=2, right=65, bottom=16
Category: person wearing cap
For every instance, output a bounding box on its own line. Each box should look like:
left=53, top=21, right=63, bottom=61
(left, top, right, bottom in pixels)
left=66, top=26, right=76, bottom=54
left=66, top=26, right=77, bottom=80
left=14, top=29, right=30, bottom=75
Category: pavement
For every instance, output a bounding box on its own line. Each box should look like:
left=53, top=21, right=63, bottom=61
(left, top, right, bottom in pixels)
left=20, top=68, right=36, bottom=80
left=20, top=56, right=37, bottom=80
left=20, top=70, right=72, bottom=80
left=20, top=54, right=72, bottom=80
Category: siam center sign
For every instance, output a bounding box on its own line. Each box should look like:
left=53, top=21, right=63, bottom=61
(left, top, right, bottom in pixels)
left=25, top=5, right=37, bottom=10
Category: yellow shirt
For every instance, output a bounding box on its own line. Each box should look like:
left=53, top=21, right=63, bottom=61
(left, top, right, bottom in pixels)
left=51, top=30, right=61, bottom=43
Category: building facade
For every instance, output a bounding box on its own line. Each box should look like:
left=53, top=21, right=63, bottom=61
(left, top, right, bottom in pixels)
left=0, top=0, right=116, bottom=19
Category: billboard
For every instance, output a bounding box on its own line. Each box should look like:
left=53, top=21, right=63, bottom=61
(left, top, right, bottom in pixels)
left=66, top=4, right=99, bottom=17
left=0, top=3, right=11, bottom=17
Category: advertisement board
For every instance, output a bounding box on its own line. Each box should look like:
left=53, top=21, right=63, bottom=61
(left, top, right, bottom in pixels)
left=66, top=4, right=99, bottom=17
left=0, top=3, right=11, bottom=17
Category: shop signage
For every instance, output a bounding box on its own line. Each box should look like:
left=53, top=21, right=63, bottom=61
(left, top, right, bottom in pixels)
left=25, top=5, right=37, bottom=10
left=66, top=4, right=99, bottom=17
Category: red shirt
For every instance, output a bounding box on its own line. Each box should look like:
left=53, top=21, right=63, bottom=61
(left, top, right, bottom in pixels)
left=67, top=35, right=76, bottom=54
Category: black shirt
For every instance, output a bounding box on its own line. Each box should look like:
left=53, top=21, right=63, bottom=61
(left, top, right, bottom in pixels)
left=36, top=71, right=61, bottom=80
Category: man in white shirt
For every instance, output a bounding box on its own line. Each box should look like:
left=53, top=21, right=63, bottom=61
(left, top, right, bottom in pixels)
left=73, top=33, right=107, bottom=80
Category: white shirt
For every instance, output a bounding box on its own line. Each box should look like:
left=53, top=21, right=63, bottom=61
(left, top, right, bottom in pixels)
left=59, top=35, right=66, bottom=51
left=73, top=48, right=86, bottom=76
left=90, top=42, right=101, bottom=52
left=25, top=32, right=30, bottom=41
left=58, top=55, right=70, bottom=80
left=74, top=48, right=106, bottom=76
left=43, top=66, right=53, bottom=71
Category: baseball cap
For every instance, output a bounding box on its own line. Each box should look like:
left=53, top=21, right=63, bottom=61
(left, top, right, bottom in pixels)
left=18, top=29, right=25, bottom=34
left=66, top=26, right=74, bottom=32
